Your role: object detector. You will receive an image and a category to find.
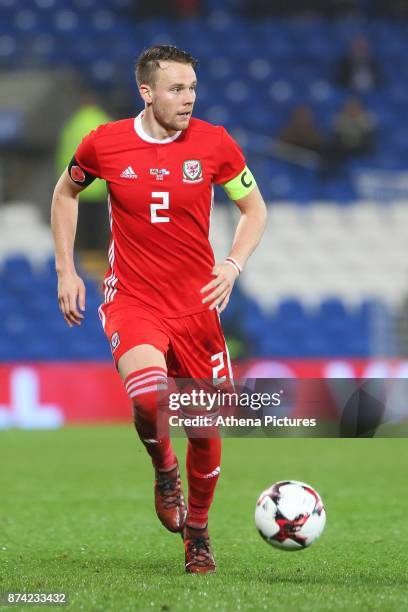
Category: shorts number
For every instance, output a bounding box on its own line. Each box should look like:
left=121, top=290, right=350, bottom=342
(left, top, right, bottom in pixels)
left=151, top=192, right=170, bottom=223
left=211, top=352, right=226, bottom=385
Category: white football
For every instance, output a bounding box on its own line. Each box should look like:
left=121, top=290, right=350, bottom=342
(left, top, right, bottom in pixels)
left=255, top=480, right=326, bottom=550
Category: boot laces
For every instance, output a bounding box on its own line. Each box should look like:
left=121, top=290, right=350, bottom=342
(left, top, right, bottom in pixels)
left=187, top=536, right=212, bottom=566
left=157, top=473, right=181, bottom=509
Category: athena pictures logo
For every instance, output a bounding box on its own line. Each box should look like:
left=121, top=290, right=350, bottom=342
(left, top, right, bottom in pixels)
left=70, top=165, right=86, bottom=183
left=110, top=331, right=120, bottom=352
left=183, top=160, right=203, bottom=183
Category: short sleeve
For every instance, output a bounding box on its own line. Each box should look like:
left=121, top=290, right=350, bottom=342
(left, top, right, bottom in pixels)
left=213, top=127, right=246, bottom=185
left=74, top=129, right=101, bottom=178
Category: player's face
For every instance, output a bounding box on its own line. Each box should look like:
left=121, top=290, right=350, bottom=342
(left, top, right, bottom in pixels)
left=150, top=61, right=197, bottom=131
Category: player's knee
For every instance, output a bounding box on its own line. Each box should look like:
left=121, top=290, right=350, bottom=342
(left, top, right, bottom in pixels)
left=124, top=366, right=168, bottom=420
left=131, top=395, right=155, bottom=423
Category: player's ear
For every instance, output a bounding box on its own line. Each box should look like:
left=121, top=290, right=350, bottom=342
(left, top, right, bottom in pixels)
left=139, top=83, right=153, bottom=104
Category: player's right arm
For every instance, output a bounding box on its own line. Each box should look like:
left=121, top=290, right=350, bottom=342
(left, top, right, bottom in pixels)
left=52, top=127, right=101, bottom=327
left=51, top=169, right=87, bottom=327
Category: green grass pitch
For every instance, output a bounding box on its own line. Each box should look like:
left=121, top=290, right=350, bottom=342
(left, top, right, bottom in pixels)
left=1, top=427, right=407, bottom=611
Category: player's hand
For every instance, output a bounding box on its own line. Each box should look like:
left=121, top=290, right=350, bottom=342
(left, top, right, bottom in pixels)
left=200, top=263, right=238, bottom=313
left=57, top=271, right=86, bottom=327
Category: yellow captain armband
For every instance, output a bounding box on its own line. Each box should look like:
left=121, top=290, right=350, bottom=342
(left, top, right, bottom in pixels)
left=221, top=166, right=256, bottom=200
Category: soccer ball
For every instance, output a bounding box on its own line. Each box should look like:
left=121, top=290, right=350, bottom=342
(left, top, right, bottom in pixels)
left=255, top=480, right=326, bottom=550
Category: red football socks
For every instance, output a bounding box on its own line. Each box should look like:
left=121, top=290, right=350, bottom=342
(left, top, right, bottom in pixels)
left=125, top=368, right=177, bottom=472
left=125, top=369, right=222, bottom=523
left=186, top=437, right=221, bottom=528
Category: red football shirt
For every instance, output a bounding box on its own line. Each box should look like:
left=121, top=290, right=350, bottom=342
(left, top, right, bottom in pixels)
left=73, top=112, right=246, bottom=316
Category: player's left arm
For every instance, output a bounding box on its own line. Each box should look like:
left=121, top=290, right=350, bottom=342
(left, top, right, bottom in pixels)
left=201, top=167, right=267, bottom=312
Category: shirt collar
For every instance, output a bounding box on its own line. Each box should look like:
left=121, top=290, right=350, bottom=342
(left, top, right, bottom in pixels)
left=134, top=111, right=182, bottom=144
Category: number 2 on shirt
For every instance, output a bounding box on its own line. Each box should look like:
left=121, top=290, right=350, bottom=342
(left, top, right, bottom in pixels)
left=150, top=192, right=170, bottom=223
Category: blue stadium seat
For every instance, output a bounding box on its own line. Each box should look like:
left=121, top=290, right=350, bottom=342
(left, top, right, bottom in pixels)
left=3, top=255, right=34, bottom=277
left=2, top=256, right=35, bottom=295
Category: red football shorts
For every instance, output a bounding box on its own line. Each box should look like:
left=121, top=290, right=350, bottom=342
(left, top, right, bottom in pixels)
left=98, top=296, right=233, bottom=381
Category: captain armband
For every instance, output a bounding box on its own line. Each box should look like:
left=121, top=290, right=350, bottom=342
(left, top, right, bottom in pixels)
left=221, top=166, right=256, bottom=201
left=68, top=157, right=97, bottom=187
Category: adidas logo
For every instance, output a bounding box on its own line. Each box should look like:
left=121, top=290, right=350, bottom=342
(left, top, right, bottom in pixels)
left=120, top=166, right=138, bottom=179
left=203, top=466, right=221, bottom=479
